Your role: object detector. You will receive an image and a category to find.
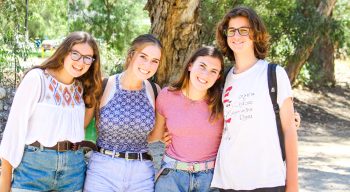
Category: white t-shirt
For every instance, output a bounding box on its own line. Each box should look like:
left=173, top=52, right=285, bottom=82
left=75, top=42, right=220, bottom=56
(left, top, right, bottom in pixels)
left=211, top=60, right=293, bottom=190
left=0, top=69, right=85, bottom=168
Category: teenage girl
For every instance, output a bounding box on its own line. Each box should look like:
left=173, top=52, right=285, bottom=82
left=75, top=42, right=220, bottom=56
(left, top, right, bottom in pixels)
left=0, top=31, right=102, bottom=192
left=83, top=34, right=162, bottom=192
left=148, top=46, right=224, bottom=192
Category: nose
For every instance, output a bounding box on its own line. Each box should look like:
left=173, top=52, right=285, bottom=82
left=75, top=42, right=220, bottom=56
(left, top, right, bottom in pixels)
left=232, top=30, right=241, bottom=37
left=143, top=59, right=152, bottom=68
left=74, top=57, right=86, bottom=66
left=201, top=69, right=210, bottom=77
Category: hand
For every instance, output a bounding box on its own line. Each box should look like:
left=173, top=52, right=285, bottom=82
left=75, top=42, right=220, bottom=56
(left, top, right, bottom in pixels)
left=0, top=159, right=13, bottom=192
left=294, top=111, right=301, bottom=129
left=160, top=131, right=172, bottom=146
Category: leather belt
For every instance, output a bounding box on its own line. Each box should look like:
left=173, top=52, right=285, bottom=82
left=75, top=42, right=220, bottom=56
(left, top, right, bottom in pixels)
left=99, top=147, right=153, bottom=161
left=29, top=141, right=78, bottom=152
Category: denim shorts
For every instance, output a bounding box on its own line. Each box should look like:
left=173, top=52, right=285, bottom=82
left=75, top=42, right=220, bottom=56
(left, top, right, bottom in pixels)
left=155, top=166, right=218, bottom=192
left=218, top=186, right=286, bottom=192
left=84, top=152, right=155, bottom=192
left=11, top=145, right=86, bottom=192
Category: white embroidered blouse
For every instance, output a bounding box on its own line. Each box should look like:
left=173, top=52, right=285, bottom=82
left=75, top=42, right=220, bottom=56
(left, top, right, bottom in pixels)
left=0, top=68, right=85, bottom=168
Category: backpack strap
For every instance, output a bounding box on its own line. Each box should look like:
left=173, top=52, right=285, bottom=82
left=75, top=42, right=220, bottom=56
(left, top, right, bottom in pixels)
left=147, top=79, right=158, bottom=99
left=268, top=63, right=286, bottom=161
left=102, top=77, right=108, bottom=94
left=224, top=66, right=233, bottom=80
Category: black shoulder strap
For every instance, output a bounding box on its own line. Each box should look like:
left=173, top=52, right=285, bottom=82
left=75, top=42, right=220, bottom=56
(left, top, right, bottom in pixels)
left=268, top=63, right=286, bottom=161
left=148, top=79, right=158, bottom=98
left=224, top=66, right=233, bottom=80
left=102, top=77, right=108, bottom=94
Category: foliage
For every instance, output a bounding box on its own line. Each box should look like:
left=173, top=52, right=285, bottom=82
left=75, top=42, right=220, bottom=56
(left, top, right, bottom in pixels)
left=27, top=0, right=69, bottom=40
left=0, top=0, right=349, bottom=86
left=68, top=0, right=150, bottom=60
left=198, top=0, right=349, bottom=87
left=0, top=0, right=28, bottom=86
left=333, top=0, right=350, bottom=58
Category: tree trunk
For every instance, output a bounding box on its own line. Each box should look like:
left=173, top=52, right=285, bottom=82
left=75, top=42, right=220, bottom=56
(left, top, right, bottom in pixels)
left=308, top=27, right=335, bottom=88
left=285, top=0, right=337, bottom=84
left=145, top=0, right=201, bottom=86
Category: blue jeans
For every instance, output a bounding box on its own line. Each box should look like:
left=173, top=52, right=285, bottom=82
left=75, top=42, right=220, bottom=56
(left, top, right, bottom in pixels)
left=84, top=152, right=155, bottom=192
left=12, top=145, right=86, bottom=192
left=155, top=168, right=219, bottom=192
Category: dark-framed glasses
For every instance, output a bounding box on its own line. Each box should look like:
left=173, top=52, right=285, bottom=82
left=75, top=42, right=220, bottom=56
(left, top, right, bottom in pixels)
left=225, top=27, right=250, bottom=37
left=70, top=50, right=95, bottom=65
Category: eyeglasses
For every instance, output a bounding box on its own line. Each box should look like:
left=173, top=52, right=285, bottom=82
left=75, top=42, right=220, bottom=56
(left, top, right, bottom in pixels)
left=224, top=27, right=250, bottom=37
left=70, top=50, right=95, bottom=65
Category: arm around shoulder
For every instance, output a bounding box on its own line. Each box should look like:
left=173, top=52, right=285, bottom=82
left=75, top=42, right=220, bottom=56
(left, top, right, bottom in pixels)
left=147, top=112, right=166, bottom=143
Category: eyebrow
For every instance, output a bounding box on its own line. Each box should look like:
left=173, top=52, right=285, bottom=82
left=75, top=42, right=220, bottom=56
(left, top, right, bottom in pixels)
left=200, top=62, right=219, bottom=72
left=140, top=52, right=160, bottom=62
left=227, top=26, right=250, bottom=29
left=72, top=49, right=93, bottom=57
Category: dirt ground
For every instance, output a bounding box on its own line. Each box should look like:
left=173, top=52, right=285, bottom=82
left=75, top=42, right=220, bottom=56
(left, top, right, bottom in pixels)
left=150, top=60, right=350, bottom=192
left=293, top=60, right=350, bottom=191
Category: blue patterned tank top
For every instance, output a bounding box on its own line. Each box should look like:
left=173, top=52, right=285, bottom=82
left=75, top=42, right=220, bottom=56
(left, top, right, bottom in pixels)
left=96, top=74, right=155, bottom=153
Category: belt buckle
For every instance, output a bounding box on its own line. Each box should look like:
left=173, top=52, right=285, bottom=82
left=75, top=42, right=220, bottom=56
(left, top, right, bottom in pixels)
left=188, top=163, right=194, bottom=172
left=125, top=152, right=129, bottom=161
left=57, top=142, right=68, bottom=152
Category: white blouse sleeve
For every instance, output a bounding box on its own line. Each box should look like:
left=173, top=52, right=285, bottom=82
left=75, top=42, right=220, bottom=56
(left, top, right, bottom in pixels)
left=276, top=66, right=293, bottom=107
left=0, top=69, right=41, bottom=168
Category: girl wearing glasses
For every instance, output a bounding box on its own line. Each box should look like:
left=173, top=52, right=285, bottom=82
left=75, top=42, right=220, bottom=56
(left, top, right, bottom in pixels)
left=211, top=6, right=299, bottom=192
left=0, top=31, right=102, bottom=192
left=148, top=46, right=224, bottom=192
left=83, top=34, right=162, bottom=192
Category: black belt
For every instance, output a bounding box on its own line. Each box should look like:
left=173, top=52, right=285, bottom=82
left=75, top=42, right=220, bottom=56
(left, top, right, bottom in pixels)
left=98, top=147, right=153, bottom=161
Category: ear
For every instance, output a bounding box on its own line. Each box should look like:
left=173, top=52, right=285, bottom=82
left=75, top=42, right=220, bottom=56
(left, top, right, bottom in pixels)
left=188, top=63, right=193, bottom=71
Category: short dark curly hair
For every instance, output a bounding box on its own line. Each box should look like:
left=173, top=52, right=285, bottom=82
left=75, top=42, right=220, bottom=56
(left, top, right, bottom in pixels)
left=216, top=6, right=270, bottom=61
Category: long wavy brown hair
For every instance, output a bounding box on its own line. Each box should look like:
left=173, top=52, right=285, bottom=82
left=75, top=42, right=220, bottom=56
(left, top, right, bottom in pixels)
left=30, top=31, right=102, bottom=110
left=216, top=6, right=270, bottom=61
left=169, top=46, right=224, bottom=122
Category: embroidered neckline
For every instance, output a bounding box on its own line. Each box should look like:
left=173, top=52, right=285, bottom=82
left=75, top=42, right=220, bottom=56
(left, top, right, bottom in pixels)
left=42, top=69, right=83, bottom=107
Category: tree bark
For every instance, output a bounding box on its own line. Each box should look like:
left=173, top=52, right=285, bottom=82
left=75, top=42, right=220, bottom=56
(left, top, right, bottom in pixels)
left=285, top=0, right=337, bottom=84
left=308, top=26, right=335, bottom=88
left=145, top=0, right=200, bottom=86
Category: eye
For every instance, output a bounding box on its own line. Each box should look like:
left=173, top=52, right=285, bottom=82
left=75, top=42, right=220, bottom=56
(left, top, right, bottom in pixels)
left=152, top=60, right=159, bottom=65
left=72, top=51, right=80, bottom=56
left=239, top=28, right=250, bottom=35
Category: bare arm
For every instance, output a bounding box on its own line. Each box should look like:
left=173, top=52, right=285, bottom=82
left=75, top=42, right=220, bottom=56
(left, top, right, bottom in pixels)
left=148, top=112, right=167, bottom=143
left=84, top=107, right=95, bottom=129
left=0, top=158, right=12, bottom=192
left=280, top=97, right=299, bottom=192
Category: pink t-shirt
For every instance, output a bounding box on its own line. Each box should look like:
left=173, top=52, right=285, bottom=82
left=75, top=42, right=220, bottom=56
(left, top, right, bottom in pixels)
left=156, top=87, right=224, bottom=162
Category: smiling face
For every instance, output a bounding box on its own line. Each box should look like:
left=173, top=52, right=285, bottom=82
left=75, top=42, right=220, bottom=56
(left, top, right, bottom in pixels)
left=188, top=56, right=222, bottom=92
left=129, top=45, right=161, bottom=80
left=227, top=16, right=254, bottom=55
left=61, top=43, right=93, bottom=81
